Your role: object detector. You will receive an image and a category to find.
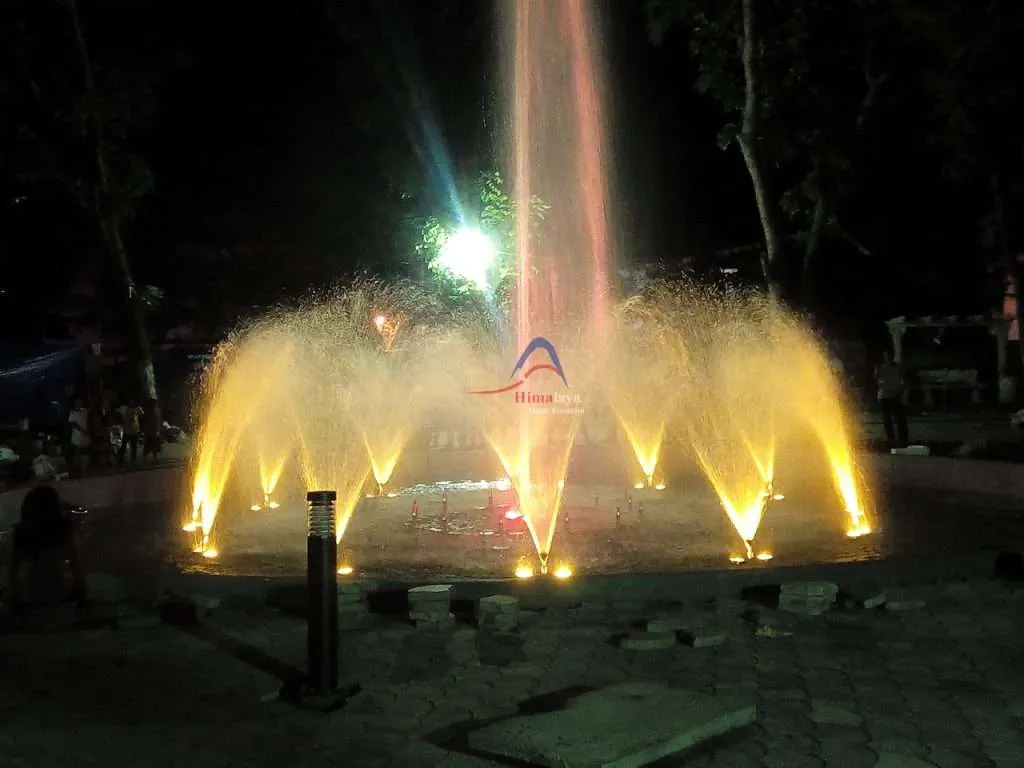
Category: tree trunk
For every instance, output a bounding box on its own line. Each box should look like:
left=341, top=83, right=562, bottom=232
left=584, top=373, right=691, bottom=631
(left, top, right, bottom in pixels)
left=799, top=194, right=829, bottom=307
left=66, top=0, right=158, bottom=404
left=736, top=0, right=787, bottom=299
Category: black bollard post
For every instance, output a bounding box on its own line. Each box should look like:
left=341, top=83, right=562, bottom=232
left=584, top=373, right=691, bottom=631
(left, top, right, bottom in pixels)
left=615, top=506, right=622, bottom=526
left=411, top=499, right=419, bottom=522
left=280, top=490, right=359, bottom=710
left=306, top=490, right=338, bottom=698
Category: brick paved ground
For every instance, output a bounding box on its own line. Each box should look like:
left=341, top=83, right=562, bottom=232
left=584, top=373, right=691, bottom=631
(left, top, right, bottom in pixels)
left=2, top=579, right=1024, bottom=767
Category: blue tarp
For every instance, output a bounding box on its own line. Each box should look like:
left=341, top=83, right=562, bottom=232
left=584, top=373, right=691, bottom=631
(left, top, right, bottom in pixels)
left=0, top=346, right=83, bottom=427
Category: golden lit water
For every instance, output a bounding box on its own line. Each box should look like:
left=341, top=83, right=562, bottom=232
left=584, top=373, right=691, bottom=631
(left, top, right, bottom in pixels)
left=186, top=281, right=871, bottom=569
left=186, top=0, right=869, bottom=570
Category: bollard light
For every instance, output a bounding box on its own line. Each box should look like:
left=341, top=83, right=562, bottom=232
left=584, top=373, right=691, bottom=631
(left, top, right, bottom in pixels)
left=305, top=490, right=339, bottom=702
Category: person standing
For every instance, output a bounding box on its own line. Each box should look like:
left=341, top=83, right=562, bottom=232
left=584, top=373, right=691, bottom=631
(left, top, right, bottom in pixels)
left=67, top=398, right=90, bottom=477
left=117, top=400, right=143, bottom=465
left=875, top=350, right=909, bottom=448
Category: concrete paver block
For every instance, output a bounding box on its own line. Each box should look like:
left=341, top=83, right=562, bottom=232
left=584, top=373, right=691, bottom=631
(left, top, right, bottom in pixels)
left=619, top=631, right=677, bottom=651
left=874, top=755, right=938, bottom=768
left=468, top=683, right=755, bottom=767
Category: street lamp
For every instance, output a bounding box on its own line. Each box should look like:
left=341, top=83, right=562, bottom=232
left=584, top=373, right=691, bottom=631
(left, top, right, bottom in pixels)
left=436, top=228, right=496, bottom=291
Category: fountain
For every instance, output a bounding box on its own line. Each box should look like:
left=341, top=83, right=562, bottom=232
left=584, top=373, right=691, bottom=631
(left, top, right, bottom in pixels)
left=183, top=0, right=872, bottom=577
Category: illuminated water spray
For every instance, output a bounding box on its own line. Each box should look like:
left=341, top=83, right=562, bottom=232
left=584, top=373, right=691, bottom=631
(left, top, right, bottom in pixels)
left=500, top=0, right=613, bottom=573
left=185, top=2, right=871, bottom=571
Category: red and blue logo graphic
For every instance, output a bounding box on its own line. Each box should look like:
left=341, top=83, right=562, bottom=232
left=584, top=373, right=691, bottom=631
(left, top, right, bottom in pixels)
left=472, top=337, right=568, bottom=395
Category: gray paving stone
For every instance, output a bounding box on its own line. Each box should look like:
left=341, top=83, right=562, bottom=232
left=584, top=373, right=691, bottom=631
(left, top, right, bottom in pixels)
left=885, top=596, right=928, bottom=612
left=926, top=748, right=990, bottom=768
left=759, top=734, right=818, bottom=754
left=467, top=683, right=755, bottom=767
left=763, top=753, right=824, bottom=768
left=818, top=745, right=877, bottom=768
left=619, top=631, right=677, bottom=651
left=436, top=753, right=506, bottom=767
left=810, top=700, right=863, bottom=726
left=868, top=738, right=930, bottom=759
left=865, top=719, right=922, bottom=741
left=874, top=756, right=939, bottom=768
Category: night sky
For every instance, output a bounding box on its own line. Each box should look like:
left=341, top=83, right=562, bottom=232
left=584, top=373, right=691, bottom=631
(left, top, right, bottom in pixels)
left=136, top=1, right=743, bottom=259
left=0, top=0, right=1001, bottom=342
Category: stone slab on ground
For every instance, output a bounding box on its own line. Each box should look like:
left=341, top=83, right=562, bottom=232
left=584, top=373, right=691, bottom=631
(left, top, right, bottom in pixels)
left=467, top=681, right=756, bottom=768
left=646, top=611, right=706, bottom=634
left=680, top=628, right=728, bottom=648
left=778, top=593, right=834, bottom=616
left=619, top=631, right=677, bottom=651
left=409, top=584, right=454, bottom=602
left=844, top=589, right=887, bottom=609
left=886, top=589, right=927, bottom=611
left=479, top=595, right=519, bottom=614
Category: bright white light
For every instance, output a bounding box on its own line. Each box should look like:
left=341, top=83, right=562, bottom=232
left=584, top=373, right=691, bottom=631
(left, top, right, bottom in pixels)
left=437, top=228, right=496, bottom=290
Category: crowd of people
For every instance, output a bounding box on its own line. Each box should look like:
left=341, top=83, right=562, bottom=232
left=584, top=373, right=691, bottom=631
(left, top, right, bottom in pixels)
left=65, top=394, right=163, bottom=477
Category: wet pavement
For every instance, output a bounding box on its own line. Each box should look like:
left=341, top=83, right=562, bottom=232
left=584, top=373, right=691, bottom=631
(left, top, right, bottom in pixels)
left=2, top=579, right=1024, bottom=767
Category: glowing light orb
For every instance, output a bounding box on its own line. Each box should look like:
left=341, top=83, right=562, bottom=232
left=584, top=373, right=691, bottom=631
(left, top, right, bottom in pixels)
left=436, top=228, right=496, bottom=290
left=250, top=504, right=262, bottom=511
left=337, top=564, right=355, bottom=576
left=729, top=555, right=747, bottom=565
left=772, top=494, right=785, bottom=501
left=202, top=548, right=219, bottom=559
left=182, top=521, right=200, bottom=533
left=504, top=509, right=523, bottom=521
left=386, top=492, right=398, bottom=498
left=654, top=483, right=667, bottom=491
left=756, top=552, right=774, bottom=561
left=514, top=562, right=535, bottom=579
left=373, top=314, right=387, bottom=332
left=553, top=564, right=574, bottom=580
left=633, top=482, right=645, bottom=490
left=267, top=500, right=280, bottom=509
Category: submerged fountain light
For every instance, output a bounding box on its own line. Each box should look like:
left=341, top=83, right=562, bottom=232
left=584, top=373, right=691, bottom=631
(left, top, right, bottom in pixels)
left=846, top=521, right=871, bottom=538
left=756, top=551, right=774, bottom=561
left=337, top=564, right=355, bottom=576
left=514, top=560, right=535, bottom=579
left=250, top=493, right=281, bottom=512
left=552, top=563, right=574, bottom=580
left=654, top=483, right=667, bottom=491
left=729, top=555, right=747, bottom=565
